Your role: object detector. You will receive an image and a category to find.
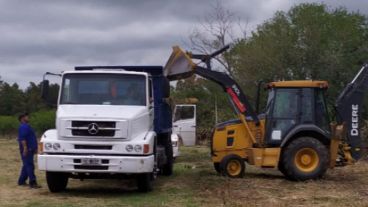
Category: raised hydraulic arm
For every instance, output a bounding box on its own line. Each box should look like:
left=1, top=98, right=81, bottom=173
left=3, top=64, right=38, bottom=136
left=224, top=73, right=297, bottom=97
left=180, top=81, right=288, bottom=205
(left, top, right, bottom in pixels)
left=335, top=64, right=368, bottom=160
left=194, top=66, right=260, bottom=125
left=164, top=45, right=263, bottom=145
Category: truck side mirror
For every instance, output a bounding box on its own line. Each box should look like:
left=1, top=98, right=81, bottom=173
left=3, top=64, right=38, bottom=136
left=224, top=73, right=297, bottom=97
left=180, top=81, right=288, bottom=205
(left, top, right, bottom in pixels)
left=41, top=80, right=50, bottom=100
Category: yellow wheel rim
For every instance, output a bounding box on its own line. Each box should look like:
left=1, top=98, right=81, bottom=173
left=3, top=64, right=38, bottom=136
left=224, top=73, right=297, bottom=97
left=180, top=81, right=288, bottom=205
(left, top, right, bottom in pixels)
left=226, top=160, right=241, bottom=176
left=294, top=148, right=319, bottom=173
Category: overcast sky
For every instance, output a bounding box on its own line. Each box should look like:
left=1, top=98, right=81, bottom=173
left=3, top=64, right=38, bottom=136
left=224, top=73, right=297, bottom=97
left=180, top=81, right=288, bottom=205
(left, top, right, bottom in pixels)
left=1, top=0, right=367, bottom=88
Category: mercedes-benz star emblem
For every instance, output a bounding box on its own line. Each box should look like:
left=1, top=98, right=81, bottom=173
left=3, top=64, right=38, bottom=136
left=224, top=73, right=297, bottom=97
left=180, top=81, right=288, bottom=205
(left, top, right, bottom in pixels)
left=87, top=123, right=99, bottom=135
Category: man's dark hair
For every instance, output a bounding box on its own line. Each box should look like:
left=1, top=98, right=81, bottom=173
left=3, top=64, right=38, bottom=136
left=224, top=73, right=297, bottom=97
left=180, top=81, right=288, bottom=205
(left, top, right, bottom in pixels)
left=18, top=113, right=29, bottom=122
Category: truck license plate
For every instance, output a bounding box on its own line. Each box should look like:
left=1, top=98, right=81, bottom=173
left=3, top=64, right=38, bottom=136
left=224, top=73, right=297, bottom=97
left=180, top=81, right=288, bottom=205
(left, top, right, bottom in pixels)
left=81, top=158, right=101, bottom=165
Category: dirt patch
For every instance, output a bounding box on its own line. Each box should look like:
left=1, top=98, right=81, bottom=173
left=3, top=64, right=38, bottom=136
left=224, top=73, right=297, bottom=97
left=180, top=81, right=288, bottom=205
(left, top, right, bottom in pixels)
left=0, top=139, right=367, bottom=207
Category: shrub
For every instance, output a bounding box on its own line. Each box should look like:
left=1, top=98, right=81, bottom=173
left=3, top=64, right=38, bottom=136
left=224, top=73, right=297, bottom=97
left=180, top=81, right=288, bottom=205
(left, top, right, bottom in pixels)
left=0, top=110, right=56, bottom=138
left=0, top=116, right=18, bottom=136
left=30, top=110, right=56, bottom=135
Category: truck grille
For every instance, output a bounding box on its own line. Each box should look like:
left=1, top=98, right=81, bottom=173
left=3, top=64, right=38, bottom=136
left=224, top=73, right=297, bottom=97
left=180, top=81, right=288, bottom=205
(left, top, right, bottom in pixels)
left=70, top=121, right=117, bottom=137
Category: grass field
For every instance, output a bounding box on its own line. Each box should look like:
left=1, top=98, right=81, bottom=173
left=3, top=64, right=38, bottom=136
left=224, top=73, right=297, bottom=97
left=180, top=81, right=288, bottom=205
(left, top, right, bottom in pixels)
left=1, top=138, right=368, bottom=207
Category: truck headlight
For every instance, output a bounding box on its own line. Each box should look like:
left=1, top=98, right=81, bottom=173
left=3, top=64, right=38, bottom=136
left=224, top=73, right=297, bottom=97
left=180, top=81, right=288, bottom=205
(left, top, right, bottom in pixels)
left=134, top=145, right=142, bottom=152
left=45, top=143, right=52, bottom=150
left=53, top=143, right=61, bottom=150
left=126, top=145, right=133, bottom=152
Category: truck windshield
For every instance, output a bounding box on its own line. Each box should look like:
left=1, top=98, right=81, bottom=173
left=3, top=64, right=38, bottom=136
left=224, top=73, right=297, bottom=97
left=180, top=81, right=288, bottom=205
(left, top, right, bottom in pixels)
left=60, top=73, right=147, bottom=106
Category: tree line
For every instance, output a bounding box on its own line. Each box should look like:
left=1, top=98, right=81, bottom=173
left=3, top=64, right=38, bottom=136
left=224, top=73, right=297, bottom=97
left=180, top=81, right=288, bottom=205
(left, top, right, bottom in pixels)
left=172, top=3, right=368, bottom=139
left=0, top=80, right=59, bottom=136
left=1, top=3, right=367, bottom=138
left=0, top=80, right=59, bottom=116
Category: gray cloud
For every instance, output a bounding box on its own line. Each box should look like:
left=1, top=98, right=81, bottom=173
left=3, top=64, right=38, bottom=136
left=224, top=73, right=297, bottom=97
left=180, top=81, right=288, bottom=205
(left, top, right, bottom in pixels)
left=0, top=0, right=366, bottom=88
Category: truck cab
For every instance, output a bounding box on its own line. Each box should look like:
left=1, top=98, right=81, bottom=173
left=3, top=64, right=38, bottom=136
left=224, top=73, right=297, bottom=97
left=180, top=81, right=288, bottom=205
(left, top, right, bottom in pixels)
left=38, top=66, right=174, bottom=192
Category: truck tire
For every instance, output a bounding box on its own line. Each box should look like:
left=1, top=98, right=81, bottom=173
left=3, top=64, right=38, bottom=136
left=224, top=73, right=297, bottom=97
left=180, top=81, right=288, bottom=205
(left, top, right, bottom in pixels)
left=162, top=138, right=174, bottom=176
left=46, top=172, right=69, bottom=192
left=220, top=154, right=245, bottom=178
left=281, top=137, right=329, bottom=181
left=136, top=173, right=153, bottom=192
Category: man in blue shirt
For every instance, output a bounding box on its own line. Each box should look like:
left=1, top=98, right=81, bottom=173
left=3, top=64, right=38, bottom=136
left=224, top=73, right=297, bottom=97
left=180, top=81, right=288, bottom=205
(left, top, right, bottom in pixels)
left=18, top=113, right=41, bottom=188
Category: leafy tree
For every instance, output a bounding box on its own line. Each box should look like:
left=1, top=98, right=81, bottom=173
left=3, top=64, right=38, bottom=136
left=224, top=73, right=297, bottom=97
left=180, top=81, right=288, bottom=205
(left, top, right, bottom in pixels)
left=0, top=82, right=25, bottom=115
left=24, top=82, right=46, bottom=112
left=172, top=76, right=235, bottom=141
left=0, top=79, right=59, bottom=116
left=227, top=3, right=368, bottom=110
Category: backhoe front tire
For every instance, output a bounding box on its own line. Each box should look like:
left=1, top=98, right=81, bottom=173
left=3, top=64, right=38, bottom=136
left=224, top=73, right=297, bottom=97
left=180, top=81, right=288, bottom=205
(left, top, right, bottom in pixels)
left=46, top=172, right=69, bottom=192
left=220, top=154, right=245, bottom=178
left=280, top=137, right=329, bottom=181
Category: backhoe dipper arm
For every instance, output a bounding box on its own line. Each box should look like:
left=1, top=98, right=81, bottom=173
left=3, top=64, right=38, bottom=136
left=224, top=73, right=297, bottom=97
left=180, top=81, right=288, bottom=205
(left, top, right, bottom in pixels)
left=335, top=64, right=368, bottom=160
left=194, top=66, right=260, bottom=125
left=164, top=44, right=260, bottom=125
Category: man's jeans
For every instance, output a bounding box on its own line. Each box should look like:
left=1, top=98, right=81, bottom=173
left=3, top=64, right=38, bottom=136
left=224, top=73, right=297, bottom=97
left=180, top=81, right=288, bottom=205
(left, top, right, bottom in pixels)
left=18, top=150, right=36, bottom=185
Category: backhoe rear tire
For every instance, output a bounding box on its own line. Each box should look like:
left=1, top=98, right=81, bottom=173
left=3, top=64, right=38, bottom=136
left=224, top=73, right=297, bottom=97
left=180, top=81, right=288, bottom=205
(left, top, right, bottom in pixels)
left=280, top=137, right=329, bottom=181
left=213, top=162, right=221, bottom=173
left=278, top=161, right=287, bottom=176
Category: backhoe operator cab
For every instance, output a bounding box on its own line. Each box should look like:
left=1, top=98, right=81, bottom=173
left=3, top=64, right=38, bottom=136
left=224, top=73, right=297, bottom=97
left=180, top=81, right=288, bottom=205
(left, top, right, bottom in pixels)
left=164, top=45, right=367, bottom=181
left=264, top=81, right=330, bottom=146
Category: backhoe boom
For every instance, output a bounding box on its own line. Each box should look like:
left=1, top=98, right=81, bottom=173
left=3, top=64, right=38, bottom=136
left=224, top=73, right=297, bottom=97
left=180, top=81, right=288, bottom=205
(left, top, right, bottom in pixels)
left=335, top=64, right=368, bottom=160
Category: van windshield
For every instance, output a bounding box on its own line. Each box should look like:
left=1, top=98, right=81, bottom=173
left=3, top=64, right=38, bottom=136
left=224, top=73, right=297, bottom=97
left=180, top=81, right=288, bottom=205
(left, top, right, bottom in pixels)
left=60, top=73, right=147, bottom=106
left=174, top=105, right=195, bottom=122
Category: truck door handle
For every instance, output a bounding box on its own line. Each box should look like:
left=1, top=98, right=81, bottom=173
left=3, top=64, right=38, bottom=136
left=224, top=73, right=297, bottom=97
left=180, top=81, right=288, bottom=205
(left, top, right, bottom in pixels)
left=191, top=125, right=196, bottom=127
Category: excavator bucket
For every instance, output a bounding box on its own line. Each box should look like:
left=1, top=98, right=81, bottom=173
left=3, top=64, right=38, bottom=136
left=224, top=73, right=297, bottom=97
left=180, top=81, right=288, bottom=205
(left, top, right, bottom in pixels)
left=164, top=46, right=195, bottom=81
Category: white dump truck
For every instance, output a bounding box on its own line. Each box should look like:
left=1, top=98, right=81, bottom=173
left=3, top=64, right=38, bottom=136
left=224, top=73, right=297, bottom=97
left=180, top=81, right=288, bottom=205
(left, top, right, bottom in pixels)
left=38, top=66, right=175, bottom=192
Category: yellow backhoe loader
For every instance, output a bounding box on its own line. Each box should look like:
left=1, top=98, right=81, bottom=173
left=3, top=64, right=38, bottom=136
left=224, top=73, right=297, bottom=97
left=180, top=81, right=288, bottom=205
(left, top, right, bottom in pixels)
left=164, top=45, right=367, bottom=180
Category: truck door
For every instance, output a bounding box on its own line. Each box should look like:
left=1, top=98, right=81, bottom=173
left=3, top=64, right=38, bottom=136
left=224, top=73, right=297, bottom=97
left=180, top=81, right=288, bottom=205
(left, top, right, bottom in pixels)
left=173, top=105, right=196, bottom=146
left=266, top=88, right=300, bottom=145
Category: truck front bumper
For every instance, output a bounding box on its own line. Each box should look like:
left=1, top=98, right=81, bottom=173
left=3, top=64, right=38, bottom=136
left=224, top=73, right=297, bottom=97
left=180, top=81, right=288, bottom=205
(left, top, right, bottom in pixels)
left=38, top=154, right=154, bottom=173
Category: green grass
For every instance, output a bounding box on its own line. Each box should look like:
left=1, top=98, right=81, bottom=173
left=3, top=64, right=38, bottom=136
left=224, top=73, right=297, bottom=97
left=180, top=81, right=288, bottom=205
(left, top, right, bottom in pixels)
left=1, top=139, right=368, bottom=207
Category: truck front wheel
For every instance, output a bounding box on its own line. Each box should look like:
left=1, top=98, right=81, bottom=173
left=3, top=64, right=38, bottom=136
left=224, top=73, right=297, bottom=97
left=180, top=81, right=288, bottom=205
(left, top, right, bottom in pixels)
left=46, top=172, right=69, bottom=192
left=136, top=173, right=153, bottom=192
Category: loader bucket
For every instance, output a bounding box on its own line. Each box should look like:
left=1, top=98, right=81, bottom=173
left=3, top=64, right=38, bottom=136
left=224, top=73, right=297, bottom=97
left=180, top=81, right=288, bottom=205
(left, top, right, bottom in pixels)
left=164, top=46, right=195, bottom=81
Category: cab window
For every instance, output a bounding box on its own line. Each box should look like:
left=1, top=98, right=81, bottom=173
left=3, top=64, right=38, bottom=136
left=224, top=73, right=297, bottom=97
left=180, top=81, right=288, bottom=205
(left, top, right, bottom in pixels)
left=315, top=89, right=329, bottom=131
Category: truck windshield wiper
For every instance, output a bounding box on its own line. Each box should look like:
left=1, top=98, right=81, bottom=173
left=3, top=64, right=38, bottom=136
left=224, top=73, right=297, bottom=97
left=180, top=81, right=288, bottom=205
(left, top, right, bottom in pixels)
left=62, top=101, right=78, bottom=104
